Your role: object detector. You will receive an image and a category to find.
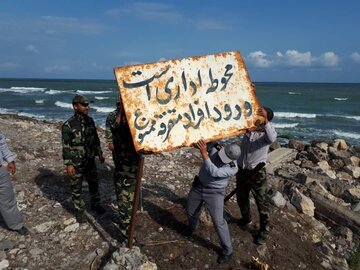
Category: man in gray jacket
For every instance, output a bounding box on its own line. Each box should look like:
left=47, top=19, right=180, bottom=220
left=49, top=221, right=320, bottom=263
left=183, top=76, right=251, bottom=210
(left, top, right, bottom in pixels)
left=236, top=106, right=277, bottom=245
left=0, top=132, right=29, bottom=235
left=187, top=139, right=241, bottom=264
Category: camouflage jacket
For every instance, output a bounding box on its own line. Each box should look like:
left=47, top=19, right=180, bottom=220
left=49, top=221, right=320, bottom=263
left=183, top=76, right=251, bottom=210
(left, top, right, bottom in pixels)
left=105, top=109, right=136, bottom=153
left=62, top=113, right=103, bottom=166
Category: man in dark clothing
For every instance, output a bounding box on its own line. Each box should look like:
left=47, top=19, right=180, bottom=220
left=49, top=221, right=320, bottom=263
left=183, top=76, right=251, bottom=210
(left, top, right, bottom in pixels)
left=236, top=105, right=277, bottom=245
left=62, top=95, right=105, bottom=223
left=105, top=100, right=140, bottom=237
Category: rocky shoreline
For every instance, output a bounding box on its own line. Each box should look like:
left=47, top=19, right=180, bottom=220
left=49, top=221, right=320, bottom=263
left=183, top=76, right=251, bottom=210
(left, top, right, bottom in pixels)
left=0, top=113, right=359, bottom=270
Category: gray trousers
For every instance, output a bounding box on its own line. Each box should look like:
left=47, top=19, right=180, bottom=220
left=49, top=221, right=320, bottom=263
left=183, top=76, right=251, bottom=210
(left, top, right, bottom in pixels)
left=0, top=166, right=23, bottom=230
left=186, top=186, right=233, bottom=255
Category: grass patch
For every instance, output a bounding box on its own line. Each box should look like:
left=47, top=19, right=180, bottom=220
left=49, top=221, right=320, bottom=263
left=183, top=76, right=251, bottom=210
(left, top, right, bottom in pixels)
left=349, top=247, right=360, bottom=270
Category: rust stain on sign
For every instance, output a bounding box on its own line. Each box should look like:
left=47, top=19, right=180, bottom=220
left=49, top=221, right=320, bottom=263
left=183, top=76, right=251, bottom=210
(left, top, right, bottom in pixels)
left=114, top=51, right=262, bottom=153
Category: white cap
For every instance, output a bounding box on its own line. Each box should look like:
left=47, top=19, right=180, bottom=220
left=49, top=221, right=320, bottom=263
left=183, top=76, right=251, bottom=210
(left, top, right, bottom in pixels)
left=218, top=143, right=241, bottom=164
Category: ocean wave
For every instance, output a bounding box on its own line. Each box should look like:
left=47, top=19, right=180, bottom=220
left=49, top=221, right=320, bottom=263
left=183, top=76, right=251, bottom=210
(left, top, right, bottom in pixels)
left=288, top=91, right=301, bottom=95
left=46, top=89, right=77, bottom=95
left=95, top=96, right=110, bottom=100
left=344, top=115, right=360, bottom=121
left=76, top=90, right=112, bottom=94
left=91, top=106, right=114, bottom=113
left=0, top=87, right=46, bottom=93
left=46, top=90, right=63, bottom=95
left=55, top=101, right=73, bottom=109
left=18, top=112, right=46, bottom=119
left=35, top=100, right=45, bottom=104
left=276, top=112, right=317, bottom=118
left=334, top=97, right=348, bottom=101
left=273, top=123, right=299, bottom=128
left=331, top=130, right=360, bottom=139
left=0, top=108, right=14, bottom=114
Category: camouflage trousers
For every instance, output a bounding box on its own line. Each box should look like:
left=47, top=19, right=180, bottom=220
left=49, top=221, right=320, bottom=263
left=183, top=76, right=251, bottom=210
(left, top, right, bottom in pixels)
left=70, top=158, right=100, bottom=212
left=112, top=149, right=139, bottom=233
left=236, top=167, right=270, bottom=232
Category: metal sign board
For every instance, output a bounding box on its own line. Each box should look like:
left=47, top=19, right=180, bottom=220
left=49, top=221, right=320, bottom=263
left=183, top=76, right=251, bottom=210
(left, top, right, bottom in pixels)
left=114, top=51, right=262, bottom=153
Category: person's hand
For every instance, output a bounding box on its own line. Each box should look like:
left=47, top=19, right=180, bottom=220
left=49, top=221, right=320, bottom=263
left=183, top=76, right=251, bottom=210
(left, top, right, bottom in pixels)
left=108, top=143, right=114, bottom=151
left=256, top=107, right=268, bottom=124
left=98, top=154, right=105, bottom=163
left=195, top=139, right=208, bottom=160
left=139, top=149, right=153, bottom=155
left=66, top=165, right=76, bottom=177
left=7, top=161, right=16, bottom=175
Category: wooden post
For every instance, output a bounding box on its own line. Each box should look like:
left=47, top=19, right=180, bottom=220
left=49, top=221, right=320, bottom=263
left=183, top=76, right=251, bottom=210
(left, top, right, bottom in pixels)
left=127, top=155, right=145, bottom=249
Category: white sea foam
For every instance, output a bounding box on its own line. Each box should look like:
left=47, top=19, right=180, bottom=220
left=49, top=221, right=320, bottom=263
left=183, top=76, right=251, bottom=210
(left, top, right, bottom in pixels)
left=94, top=96, right=110, bottom=100
left=0, top=108, right=13, bottom=114
left=0, top=87, right=46, bottom=93
left=276, top=112, right=317, bottom=118
left=46, top=90, right=62, bottom=95
left=35, top=99, right=44, bottom=104
left=18, top=112, right=46, bottom=119
left=46, top=89, right=77, bottom=94
left=334, top=97, right=348, bottom=101
left=273, top=123, right=299, bottom=128
left=288, top=91, right=301, bottom=95
left=91, top=106, right=114, bottom=113
left=76, top=90, right=112, bottom=94
left=55, top=101, right=73, bottom=109
left=331, top=130, right=360, bottom=139
left=344, top=115, right=360, bottom=121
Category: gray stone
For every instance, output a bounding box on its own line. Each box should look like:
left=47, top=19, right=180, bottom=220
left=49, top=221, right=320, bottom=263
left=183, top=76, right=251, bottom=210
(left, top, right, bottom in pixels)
left=288, top=139, right=307, bottom=151
left=0, top=240, right=14, bottom=251
left=271, top=191, right=287, bottom=208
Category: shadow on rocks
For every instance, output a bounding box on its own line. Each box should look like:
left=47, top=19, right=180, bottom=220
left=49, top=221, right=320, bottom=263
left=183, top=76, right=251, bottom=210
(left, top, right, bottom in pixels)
left=142, top=182, right=187, bottom=207
left=142, top=184, right=221, bottom=255
left=34, top=166, right=125, bottom=244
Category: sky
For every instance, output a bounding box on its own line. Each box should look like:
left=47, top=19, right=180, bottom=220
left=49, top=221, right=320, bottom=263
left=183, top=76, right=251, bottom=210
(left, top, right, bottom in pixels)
left=0, top=0, right=359, bottom=83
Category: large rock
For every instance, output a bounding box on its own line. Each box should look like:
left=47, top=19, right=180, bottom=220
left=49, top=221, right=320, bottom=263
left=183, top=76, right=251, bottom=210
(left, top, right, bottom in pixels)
left=328, top=147, right=352, bottom=160
left=288, top=139, right=307, bottom=151
left=290, top=188, right=315, bottom=217
left=266, top=148, right=298, bottom=174
left=271, top=191, right=287, bottom=208
left=332, top=139, right=349, bottom=151
left=307, top=147, right=329, bottom=163
left=317, top=161, right=336, bottom=179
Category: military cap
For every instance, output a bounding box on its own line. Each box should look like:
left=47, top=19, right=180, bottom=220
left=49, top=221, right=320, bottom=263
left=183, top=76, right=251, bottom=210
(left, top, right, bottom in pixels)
left=72, top=95, right=90, bottom=105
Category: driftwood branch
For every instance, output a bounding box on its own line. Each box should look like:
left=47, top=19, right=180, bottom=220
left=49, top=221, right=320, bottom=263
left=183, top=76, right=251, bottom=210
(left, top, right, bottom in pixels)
left=309, top=190, right=360, bottom=234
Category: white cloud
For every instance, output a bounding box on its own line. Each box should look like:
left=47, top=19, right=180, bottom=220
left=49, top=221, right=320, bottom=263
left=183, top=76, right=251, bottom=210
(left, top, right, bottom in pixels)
left=25, top=44, right=39, bottom=54
left=106, top=3, right=182, bottom=23
left=106, top=3, right=230, bottom=30
left=158, top=57, right=167, bottom=61
left=350, top=52, right=360, bottom=63
left=192, top=19, right=228, bottom=30
left=247, top=51, right=272, bottom=68
left=41, top=16, right=105, bottom=35
left=319, top=52, right=339, bottom=67
left=282, top=50, right=313, bottom=67
left=0, top=62, right=19, bottom=70
left=44, top=64, right=69, bottom=73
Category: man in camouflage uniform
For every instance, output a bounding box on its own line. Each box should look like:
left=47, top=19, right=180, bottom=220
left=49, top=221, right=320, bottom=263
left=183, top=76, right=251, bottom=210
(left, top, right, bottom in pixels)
left=236, top=104, right=277, bottom=245
left=62, top=95, right=106, bottom=223
left=106, top=100, right=140, bottom=237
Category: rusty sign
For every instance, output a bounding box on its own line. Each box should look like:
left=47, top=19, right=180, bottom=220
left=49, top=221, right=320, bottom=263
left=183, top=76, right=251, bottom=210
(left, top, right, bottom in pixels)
left=114, top=51, right=262, bottom=153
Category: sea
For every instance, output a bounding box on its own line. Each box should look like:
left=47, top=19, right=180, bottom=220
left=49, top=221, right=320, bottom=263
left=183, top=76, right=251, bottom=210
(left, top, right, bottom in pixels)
left=0, top=78, right=359, bottom=147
